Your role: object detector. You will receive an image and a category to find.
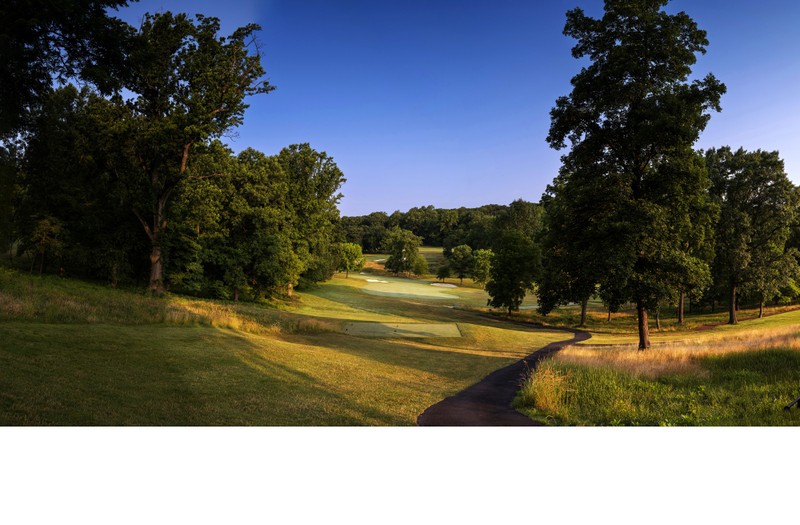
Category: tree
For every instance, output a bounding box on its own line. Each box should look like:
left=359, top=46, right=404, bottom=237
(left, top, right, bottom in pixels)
left=537, top=172, right=603, bottom=327
left=448, top=244, right=474, bottom=284
left=493, top=199, right=544, bottom=240
left=277, top=144, right=346, bottom=288
left=337, top=242, right=365, bottom=278
left=547, top=0, right=725, bottom=349
left=0, top=0, right=130, bottom=136
left=382, top=227, right=425, bottom=276
left=471, top=249, right=493, bottom=288
left=16, top=85, right=147, bottom=284
left=707, top=147, right=799, bottom=323
left=486, top=230, right=539, bottom=315
left=110, top=12, right=272, bottom=293
left=29, top=216, right=64, bottom=275
left=436, top=263, right=452, bottom=282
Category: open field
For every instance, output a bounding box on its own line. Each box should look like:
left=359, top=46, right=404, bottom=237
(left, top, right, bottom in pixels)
left=0, top=267, right=567, bottom=425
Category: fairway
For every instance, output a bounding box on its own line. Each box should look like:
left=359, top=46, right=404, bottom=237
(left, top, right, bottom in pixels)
left=344, top=322, right=462, bottom=338
left=0, top=268, right=570, bottom=425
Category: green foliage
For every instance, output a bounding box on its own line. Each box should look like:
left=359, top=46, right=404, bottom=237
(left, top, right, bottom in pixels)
left=382, top=226, right=425, bottom=275
left=169, top=142, right=345, bottom=300
left=277, top=143, right=345, bottom=287
left=471, top=249, right=493, bottom=288
left=486, top=230, right=539, bottom=314
left=336, top=242, right=365, bottom=277
left=546, top=0, right=726, bottom=348
left=708, top=147, right=800, bottom=319
left=107, top=12, right=273, bottom=292
left=29, top=217, right=65, bottom=274
left=447, top=244, right=474, bottom=283
left=436, top=263, right=452, bottom=282
left=0, top=0, right=129, bottom=135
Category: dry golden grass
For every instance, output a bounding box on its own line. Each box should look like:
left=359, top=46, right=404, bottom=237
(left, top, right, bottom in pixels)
left=556, top=324, right=800, bottom=378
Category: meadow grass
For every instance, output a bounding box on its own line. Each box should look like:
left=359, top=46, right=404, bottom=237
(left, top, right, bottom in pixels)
left=0, top=267, right=569, bottom=425
left=505, top=296, right=800, bottom=345
left=516, top=321, right=800, bottom=425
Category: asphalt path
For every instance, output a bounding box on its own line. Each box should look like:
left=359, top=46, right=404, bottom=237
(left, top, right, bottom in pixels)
left=417, top=321, right=591, bottom=426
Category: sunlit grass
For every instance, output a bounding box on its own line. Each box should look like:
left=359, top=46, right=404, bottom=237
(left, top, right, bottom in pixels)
left=516, top=320, right=800, bottom=426
left=0, top=266, right=569, bottom=425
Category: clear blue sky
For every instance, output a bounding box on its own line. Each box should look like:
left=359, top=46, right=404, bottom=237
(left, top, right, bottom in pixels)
left=114, top=0, right=800, bottom=216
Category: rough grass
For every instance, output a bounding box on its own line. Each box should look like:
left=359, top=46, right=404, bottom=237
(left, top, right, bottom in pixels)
left=0, top=267, right=569, bottom=425
left=505, top=296, right=800, bottom=345
left=516, top=321, right=800, bottom=425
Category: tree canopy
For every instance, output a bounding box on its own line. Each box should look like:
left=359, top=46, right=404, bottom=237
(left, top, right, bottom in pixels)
left=546, top=0, right=726, bottom=349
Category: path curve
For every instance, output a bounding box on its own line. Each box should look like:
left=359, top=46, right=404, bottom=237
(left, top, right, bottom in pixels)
left=417, top=322, right=591, bottom=426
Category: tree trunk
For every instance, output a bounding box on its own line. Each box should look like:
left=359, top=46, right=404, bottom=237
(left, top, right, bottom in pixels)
left=233, top=287, right=239, bottom=302
left=759, top=294, right=764, bottom=319
left=677, top=291, right=685, bottom=325
left=636, top=299, right=650, bottom=351
left=148, top=244, right=164, bottom=294
left=728, top=284, right=737, bottom=325
left=580, top=298, right=588, bottom=327
left=655, top=308, right=661, bottom=331
left=607, top=305, right=612, bottom=322
left=144, top=197, right=168, bottom=294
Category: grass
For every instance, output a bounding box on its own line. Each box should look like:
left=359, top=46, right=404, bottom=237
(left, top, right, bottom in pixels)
left=0, top=266, right=569, bottom=425
left=515, top=322, right=800, bottom=425
left=504, top=296, right=800, bottom=345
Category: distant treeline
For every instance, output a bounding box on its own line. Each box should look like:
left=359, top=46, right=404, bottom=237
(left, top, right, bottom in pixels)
left=341, top=201, right=540, bottom=254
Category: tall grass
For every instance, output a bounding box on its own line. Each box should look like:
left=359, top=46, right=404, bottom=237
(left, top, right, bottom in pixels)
left=0, top=267, right=337, bottom=335
left=516, top=324, right=800, bottom=425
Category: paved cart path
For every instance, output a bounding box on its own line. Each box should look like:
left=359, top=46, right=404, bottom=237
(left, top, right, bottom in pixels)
left=417, top=322, right=591, bottom=426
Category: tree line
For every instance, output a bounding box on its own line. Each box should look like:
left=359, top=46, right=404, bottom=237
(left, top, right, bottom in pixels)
left=0, top=3, right=356, bottom=300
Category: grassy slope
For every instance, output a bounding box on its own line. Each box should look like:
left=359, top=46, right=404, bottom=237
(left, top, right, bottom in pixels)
left=514, top=309, right=800, bottom=425
left=0, top=268, right=568, bottom=425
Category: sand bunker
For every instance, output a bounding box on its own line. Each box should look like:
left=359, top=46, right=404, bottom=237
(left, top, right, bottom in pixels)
left=366, top=278, right=389, bottom=283
left=344, top=322, right=462, bottom=338
left=430, top=283, right=457, bottom=288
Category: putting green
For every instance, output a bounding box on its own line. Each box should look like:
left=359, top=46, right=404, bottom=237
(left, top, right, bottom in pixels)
left=344, top=322, right=462, bottom=338
left=351, top=274, right=460, bottom=299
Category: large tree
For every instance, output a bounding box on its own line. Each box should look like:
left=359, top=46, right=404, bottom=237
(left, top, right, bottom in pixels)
left=547, top=0, right=725, bottom=349
left=486, top=230, right=539, bottom=315
left=277, top=144, right=346, bottom=288
left=707, top=147, right=799, bottom=323
left=382, top=227, right=426, bottom=276
left=0, top=0, right=131, bottom=136
left=110, top=12, right=272, bottom=293
left=537, top=173, right=601, bottom=327
left=448, top=244, right=474, bottom=284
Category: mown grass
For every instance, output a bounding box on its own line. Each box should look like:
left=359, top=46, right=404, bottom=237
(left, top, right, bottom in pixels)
left=0, top=267, right=569, bottom=425
left=515, top=323, right=800, bottom=426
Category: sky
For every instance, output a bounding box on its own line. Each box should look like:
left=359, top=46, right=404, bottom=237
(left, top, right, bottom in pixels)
left=113, top=0, right=800, bottom=216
